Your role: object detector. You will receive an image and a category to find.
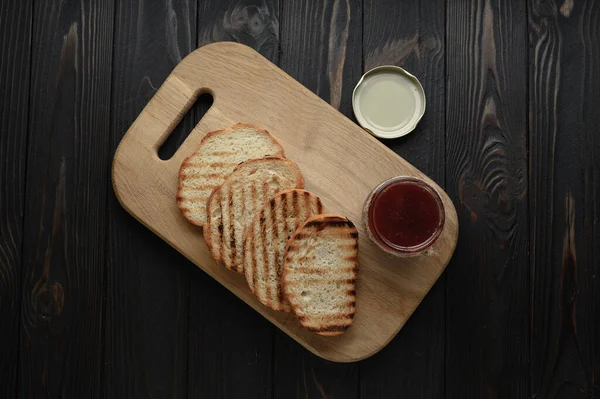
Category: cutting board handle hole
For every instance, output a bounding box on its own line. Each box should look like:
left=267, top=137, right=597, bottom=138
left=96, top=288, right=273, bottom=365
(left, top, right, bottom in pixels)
left=157, top=92, right=214, bottom=160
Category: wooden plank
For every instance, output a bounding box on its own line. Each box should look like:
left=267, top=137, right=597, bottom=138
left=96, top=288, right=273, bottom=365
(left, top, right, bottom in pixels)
left=188, top=1, right=279, bottom=397
left=187, top=277, right=274, bottom=399
left=0, top=1, right=32, bottom=398
left=273, top=334, right=359, bottom=398
left=528, top=1, right=600, bottom=397
left=198, top=0, right=280, bottom=63
left=18, top=0, right=113, bottom=396
left=105, top=0, right=196, bottom=396
left=445, top=0, right=529, bottom=397
left=360, top=0, right=446, bottom=397
left=278, top=0, right=362, bottom=117
left=273, top=0, right=361, bottom=395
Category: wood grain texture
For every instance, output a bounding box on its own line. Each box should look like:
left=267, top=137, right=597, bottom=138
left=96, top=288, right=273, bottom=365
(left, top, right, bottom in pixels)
left=0, top=1, right=32, bottom=398
left=279, top=0, right=362, bottom=116
left=18, top=0, right=113, bottom=396
left=188, top=2, right=280, bottom=398
left=360, top=0, right=446, bottom=397
left=274, top=0, right=362, bottom=395
left=198, top=0, right=280, bottom=63
left=445, top=0, right=529, bottom=397
left=528, top=0, right=600, bottom=397
left=188, top=276, right=273, bottom=399
left=7, top=1, right=600, bottom=396
left=106, top=0, right=196, bottom=396
left=112, top=42, right=458, bottom=362
left=273, top=333, right=359, bottom=399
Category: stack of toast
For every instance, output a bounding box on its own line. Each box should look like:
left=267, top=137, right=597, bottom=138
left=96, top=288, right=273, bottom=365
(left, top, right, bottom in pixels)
left=177, top=123, right=358, bottom=336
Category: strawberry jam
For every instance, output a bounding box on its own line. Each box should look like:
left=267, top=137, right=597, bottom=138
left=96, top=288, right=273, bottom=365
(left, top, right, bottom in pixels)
left=365, top=177, right=445, bottom=255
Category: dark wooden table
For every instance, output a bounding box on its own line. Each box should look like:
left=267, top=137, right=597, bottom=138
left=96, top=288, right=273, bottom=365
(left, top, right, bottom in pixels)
left=1, top=0, right=599, bottom=398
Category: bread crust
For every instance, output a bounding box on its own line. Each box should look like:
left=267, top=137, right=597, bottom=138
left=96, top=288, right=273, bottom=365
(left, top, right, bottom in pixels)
left=244, top=189, right=323, bottom=312
left=177, top=123, right=285, bottom=226
left=204, top=157, right=304, bottom=273
left=282, top=214, right=359, bottom=336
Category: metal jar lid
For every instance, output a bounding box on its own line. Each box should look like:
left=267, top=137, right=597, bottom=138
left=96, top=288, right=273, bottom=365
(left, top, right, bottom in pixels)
left=352, top=66, right=426, bottom=139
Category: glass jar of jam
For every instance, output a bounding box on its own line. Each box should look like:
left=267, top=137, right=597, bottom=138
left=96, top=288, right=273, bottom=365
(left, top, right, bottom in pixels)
left=363, top=176, right=445, bottom=257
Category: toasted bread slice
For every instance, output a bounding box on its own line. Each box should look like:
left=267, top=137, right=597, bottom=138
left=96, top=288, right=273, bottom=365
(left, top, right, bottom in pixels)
left=244, top=189, right=323, bottom=312
left=282, top=214, right=359, bottom=336
left=177, top=123, right=284, bottom=226
left=204, top=157, right=304, bottom=273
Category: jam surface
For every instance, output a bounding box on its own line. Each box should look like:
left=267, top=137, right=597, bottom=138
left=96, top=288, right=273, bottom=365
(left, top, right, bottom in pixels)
left=369, top=181, right=442, bottom=248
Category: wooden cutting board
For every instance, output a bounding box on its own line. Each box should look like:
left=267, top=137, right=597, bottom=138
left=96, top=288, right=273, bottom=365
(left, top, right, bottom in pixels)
left=112, top=42, right=458, bottom=362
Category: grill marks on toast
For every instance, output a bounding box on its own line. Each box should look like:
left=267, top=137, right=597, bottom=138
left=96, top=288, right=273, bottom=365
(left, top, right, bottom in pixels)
left=244, top=190, right=323, bottom=312
left=227, top=182, right=237, bottom=265
left=262, top=188, right=273, bottom=303
left=177, top=123, right=284, bottom=226
left=282, top=214, right=358, bottom=335
left=250, top=183, right=259, bottom=290
left=269, top=198, right=281, bottom=304
left=204, top=158, right=304, bottom=273
left=179, top=125, right=361, bottom=335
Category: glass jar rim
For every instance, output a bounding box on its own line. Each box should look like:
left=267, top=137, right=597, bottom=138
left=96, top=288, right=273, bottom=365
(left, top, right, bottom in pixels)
left=364, top=176, right=446, bottom=255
